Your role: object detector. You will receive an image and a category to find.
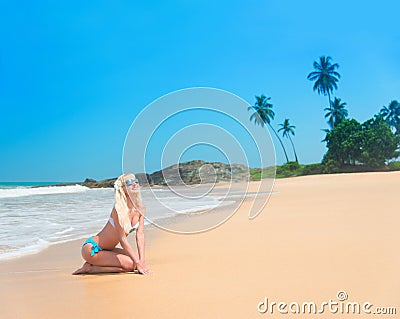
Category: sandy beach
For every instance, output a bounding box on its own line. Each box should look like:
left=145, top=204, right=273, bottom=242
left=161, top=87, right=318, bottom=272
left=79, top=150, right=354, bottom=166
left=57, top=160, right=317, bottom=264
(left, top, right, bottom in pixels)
left=0, top=171, right=399, bottom=318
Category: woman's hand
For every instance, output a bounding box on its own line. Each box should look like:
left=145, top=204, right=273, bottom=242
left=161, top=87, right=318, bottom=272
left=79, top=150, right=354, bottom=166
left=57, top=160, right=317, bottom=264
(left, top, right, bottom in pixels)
left=136, top=260, right=152, bottom=275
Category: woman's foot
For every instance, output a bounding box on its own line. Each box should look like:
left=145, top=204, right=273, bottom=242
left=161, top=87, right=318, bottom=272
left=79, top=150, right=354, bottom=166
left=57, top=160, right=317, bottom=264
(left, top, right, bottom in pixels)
left=72, top=262, right=92, bottom=275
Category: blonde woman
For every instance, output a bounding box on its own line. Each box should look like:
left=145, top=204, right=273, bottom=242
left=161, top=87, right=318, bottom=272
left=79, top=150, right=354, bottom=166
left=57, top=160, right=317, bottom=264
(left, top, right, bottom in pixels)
left=73, top=173, right=152, bottom=275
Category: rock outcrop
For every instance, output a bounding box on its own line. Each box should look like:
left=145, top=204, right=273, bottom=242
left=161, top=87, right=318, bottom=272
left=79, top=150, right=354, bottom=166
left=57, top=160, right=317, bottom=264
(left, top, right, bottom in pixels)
left=78, top=160, right=250, bottom=188
left=148, top=160, right=249, bottom=185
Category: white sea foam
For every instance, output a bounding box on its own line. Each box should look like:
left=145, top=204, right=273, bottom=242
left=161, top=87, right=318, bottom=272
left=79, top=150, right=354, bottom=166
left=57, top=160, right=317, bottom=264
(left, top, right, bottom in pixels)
left=0, top=184, right=89, bottom=199
left=0, top=184, right=235, bottom=261
left=176, top=203, right=235, bottom=214
left=54, top=227, right=75, bottom=235
left=0, top=238, right=50, bottom=261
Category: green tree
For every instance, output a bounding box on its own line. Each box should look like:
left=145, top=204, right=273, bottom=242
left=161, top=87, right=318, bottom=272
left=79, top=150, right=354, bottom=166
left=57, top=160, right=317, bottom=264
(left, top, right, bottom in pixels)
left=278, top=118, right=298, bottom=163
left=248, top=95, right=289, bottom=163
left=323, top=117, right=399, bottom=167
left=359, top=116, right=400, bottom=166
left=307, top=56, right=341, bottom=106
left=324, top=97, right=348, bottom=129
left=323, top=119, right=362, bottom=165
left=379, top=100, right=400, bottom=135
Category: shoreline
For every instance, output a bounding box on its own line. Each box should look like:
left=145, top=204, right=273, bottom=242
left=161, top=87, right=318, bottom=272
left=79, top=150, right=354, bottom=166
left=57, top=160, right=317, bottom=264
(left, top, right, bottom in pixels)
left=0, top=171, right=399, bottom=318
left=0, top=181, right=243, bottom=264
left=0, top=181, right=242, bottom=261
left=0, top=170, right=395, bottom=264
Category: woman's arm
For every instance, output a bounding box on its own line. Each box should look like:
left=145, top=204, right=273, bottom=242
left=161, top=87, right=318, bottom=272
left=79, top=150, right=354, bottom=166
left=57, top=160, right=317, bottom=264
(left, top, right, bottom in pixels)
left=112, top=208, right=140, bottom=264
left=136, top=213, right=145, bottom=261
left=135, top=206, right=151, bottom=274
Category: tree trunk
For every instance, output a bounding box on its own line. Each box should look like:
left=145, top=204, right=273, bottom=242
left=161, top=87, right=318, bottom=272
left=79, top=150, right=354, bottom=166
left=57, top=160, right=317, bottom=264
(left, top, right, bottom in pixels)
left=288, top=135, right=298, bottom=163
left=328, top=91, right=332, bottom=106
left=327, top=92, right=335, bottom=129
left=268, top=124, right=289, bottom=163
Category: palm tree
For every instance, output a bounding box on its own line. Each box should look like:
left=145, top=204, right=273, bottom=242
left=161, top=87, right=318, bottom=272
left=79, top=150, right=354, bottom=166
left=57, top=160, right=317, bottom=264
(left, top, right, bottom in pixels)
left=321, top=128, right=331, bottom=143
left=379, top=100, right=400, bottom=135
left=248, top=95, right=289, bottom=163
left=278, top=119, right=298, bottom=163
left=307, top=56, right=341, bottom=105
left=324, top=97, right=348, bottom=129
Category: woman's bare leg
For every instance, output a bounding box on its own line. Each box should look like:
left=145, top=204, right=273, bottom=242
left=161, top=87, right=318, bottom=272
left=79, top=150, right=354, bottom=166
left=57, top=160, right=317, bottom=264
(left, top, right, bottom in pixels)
left=110, top=247, right=138, bottom=271
left=73, top=247, right=137, bottom=275
left=72, top=262, right=126, bottom=275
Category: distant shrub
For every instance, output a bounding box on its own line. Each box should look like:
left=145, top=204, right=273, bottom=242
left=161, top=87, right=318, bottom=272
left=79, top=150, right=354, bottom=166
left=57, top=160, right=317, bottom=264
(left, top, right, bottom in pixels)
left=281, top=161, right=300, bottom=171
left=250, top=168, right=262, bottom=180
left=388, top=161, right=400, bottom=171
left=276, top=162, right=299, bottom=178
left=276, top=168, right=296, bottom=178
left=258, top=159, right=398, bottom=180
left=261, top=167, right=276, bottom=178
left=302, top=163, right=324, bottom=175
left=322, top=159, right=341, bottom=174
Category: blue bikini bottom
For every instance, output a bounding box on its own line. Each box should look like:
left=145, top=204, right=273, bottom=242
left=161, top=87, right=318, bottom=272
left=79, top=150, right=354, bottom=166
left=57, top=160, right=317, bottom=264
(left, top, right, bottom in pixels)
left=82, top=236, right=104, bottom=257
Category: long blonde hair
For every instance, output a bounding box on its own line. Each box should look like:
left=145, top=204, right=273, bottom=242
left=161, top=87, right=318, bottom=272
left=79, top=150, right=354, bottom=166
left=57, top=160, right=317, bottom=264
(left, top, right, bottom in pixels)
left=114, top=173, right=144, bottom=234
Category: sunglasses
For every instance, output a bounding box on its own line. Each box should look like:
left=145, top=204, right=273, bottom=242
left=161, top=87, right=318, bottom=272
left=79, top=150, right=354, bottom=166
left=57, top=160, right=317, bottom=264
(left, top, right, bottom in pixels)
left=125, top=178, right=139, bottom=186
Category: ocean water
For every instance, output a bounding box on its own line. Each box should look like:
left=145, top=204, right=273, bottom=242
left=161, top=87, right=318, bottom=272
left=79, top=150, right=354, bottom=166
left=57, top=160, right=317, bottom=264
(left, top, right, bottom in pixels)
left=0, top=183, right=233, bottom=261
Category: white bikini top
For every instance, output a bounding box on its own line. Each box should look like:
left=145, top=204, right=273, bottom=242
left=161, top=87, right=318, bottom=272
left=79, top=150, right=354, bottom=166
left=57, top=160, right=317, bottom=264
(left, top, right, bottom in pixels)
left=109, top=216, right=139, bottom=234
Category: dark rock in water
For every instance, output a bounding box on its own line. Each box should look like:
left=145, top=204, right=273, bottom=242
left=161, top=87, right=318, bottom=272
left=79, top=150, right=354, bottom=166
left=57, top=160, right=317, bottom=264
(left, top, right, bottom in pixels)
left=80, top=178, right=116, bottom=188
left=78, top=160, right=250, bottom=188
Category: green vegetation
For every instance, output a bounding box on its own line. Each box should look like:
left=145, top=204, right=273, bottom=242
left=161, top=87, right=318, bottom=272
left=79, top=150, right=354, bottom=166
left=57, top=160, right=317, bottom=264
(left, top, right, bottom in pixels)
left=247, top=55, right=399, bottom=179
left=379, top=100, right=400, bottom=135
left=250, top=160, right=400, bottom=180
left=388, top=161, right=400, bottom=171
left=324, top=97, right=348, bottom=129
left=307, top=55, right=341, bottom=107
left=248, top=95, right=290, bottom=163
left=323, top=116, right=400, bottom=167
left=278, top=119, right=298, bottom=163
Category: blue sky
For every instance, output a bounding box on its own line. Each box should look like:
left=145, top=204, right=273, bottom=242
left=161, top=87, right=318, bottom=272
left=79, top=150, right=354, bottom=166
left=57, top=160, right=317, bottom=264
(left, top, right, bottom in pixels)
left=1, top=0, right=399, bottom=182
